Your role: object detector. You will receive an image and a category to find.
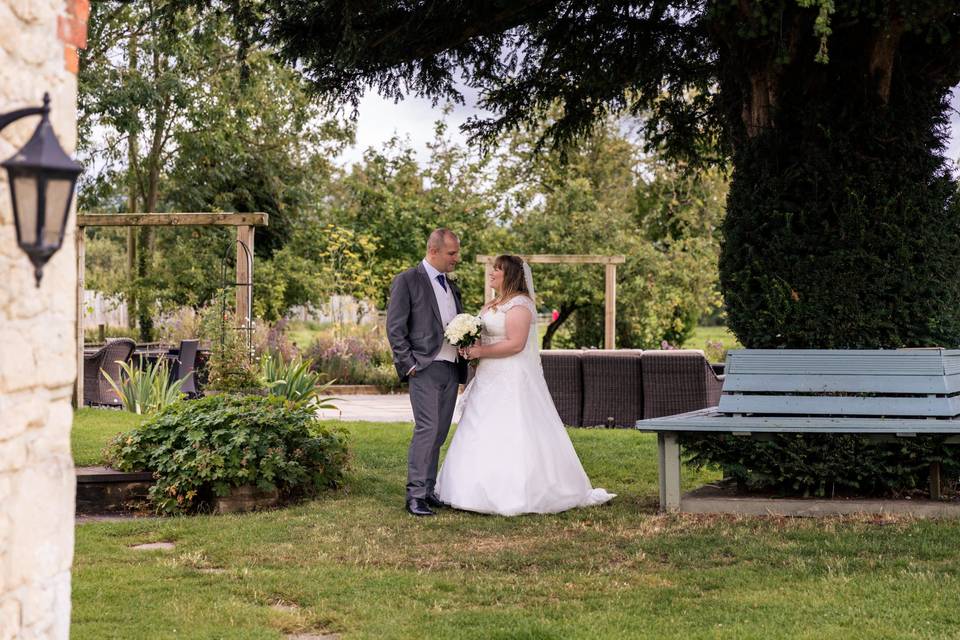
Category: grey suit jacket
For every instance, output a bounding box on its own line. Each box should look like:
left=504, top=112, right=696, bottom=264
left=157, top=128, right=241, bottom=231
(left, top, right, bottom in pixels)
left=387, top=263, right=469, bottom=384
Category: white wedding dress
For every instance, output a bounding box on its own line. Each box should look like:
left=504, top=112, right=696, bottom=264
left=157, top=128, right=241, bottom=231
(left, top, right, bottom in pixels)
left=436, top=295, right=615, bottom=516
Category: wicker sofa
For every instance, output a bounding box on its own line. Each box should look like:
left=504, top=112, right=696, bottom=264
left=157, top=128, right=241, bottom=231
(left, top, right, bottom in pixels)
left=540, top=349, right=723, bottom=427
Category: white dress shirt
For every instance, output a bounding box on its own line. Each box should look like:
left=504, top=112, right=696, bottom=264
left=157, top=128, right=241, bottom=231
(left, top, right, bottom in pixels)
left=421, top=259, right=459, bottom=364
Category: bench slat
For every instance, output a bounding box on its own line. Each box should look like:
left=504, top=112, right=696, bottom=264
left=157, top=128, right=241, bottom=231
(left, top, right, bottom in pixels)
left=718, top=394, right=960, bottom=417
left=637, top=410, right=960, bottom=434
left=726, top=349, right=960, bottom=377
left=721, top=373, right=959, bottom=394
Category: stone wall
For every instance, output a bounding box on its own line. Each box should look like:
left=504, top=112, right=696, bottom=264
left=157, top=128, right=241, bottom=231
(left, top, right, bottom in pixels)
left=0, top=0, right=87, bottom=638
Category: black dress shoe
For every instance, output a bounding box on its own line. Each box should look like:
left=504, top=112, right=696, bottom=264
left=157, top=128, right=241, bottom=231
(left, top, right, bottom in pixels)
left=425, top=492, right=448, bottom=509
left=405, top=498, right=435, bottom=517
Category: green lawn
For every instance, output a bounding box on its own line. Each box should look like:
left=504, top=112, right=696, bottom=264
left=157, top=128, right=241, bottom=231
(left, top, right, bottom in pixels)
left=683, top=325, right=741, bottom=357
left=287, top=321, right=323, bottom=350
left=72, top=411, right=960, bottom=639
left=72, top=409, right=148, bottom=466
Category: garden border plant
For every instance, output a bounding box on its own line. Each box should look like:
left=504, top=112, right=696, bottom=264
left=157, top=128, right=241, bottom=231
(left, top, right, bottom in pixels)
left=105, top=394, right=349, bottom=514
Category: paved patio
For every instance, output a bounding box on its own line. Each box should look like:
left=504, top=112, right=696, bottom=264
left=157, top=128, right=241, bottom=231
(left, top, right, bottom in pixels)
left=316, top=394, right=416, bottom=422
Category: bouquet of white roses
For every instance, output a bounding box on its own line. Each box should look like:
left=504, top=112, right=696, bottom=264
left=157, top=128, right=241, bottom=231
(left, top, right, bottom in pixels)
left=444, top=313, right=483, bottom=348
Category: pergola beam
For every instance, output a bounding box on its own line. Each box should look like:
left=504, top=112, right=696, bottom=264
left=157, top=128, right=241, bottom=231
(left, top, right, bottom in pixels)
left=475, top=254, right=625, bottom=265
left=77, top=212, right=268, bottom=227
left=475, top=254, right=625, bottom=349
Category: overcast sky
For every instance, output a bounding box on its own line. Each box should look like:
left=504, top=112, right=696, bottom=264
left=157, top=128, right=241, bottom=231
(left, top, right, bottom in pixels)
left=334, top=86, right=491, bottom=168
left=333, top=88, right=960, bottom=175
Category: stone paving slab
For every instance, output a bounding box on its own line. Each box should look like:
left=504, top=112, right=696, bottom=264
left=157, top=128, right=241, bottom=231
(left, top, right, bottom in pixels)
left=317, top=393, right=415, bottom=423
left=683, top=483, right=960, bottom=518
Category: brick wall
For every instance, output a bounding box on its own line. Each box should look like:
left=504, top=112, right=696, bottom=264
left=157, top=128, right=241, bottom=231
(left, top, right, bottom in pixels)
left=0, top=1, right=86, bottom=638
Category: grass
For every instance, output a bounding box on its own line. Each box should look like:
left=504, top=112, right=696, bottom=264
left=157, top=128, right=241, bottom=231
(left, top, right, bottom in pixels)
left=72, top=411, right=960, bottom=639
left=287, top=320, right=323, bottom=350
left=683, top=325, right=741, bottom=351
left=72, top=409, right=148, bottom=466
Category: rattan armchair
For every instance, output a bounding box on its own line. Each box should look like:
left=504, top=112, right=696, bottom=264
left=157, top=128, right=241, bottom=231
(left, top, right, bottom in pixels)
left=540, top=350, right=584, bottom=426
left=83, top=338, right=136, bottom=406
left=580, top=350, right=645, bottom=427
left=641, top=349, right=724, bottom=419
left=170, top=339, right=199, bottom=396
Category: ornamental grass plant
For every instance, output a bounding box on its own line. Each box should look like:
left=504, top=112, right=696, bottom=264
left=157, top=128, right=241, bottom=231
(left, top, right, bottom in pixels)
left=259, top=352, right=339, bottom=409
left=102, top=359, right=188, bottom=415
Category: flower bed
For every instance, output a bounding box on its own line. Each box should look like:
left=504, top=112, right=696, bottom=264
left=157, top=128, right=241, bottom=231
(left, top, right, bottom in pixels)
left=301, top=324, right=402, bottom=390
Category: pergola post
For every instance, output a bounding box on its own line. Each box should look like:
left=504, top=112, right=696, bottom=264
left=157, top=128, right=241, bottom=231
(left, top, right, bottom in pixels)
left=483, top=260, right=494, bottom=304
left=75, top=227, right=86, bottom=407
left=604, top=263, right=617, bottom=349
left=476, top=254, right=625, bottom=349
left=236, top=225, right=255, bottom=332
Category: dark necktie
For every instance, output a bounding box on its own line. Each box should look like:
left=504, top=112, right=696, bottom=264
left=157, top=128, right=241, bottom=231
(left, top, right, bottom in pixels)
left=436, top=274, right=447, bottom=292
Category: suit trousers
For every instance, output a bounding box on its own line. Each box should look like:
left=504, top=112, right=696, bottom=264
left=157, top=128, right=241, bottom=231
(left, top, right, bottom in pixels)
left=407, top=360, right=459, bottom=500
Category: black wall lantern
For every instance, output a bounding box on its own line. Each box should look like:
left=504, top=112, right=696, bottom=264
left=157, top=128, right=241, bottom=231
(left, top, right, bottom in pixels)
left=0, top=93, right=82, bottom=286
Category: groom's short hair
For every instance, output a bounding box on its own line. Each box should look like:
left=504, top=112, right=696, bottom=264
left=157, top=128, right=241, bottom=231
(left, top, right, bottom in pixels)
left=427, top=228, right=458, bottom=251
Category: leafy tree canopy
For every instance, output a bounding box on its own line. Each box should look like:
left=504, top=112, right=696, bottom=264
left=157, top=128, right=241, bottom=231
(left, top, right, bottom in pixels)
left=498, top=115, right=724, bottom=348
left=257, top=1, right=960, bottom=164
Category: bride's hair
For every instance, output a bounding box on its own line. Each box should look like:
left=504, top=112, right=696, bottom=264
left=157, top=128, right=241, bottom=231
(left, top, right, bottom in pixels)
left=492, top=254, right=529, bottom=307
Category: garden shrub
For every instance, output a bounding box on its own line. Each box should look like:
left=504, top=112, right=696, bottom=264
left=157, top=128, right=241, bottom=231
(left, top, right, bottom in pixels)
left=253, top=317, right=300, bottom=362
left=105, top=394, right=349, bottom=514
left=705, top=46, right=960, bottom=494
left=681, top=433, right=960, bottom=498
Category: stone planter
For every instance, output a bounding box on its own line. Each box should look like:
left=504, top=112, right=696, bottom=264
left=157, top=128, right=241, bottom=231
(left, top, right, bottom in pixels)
left=76, top=466, right=154, bottom=514
left=212, top=485, right=280, bottom=514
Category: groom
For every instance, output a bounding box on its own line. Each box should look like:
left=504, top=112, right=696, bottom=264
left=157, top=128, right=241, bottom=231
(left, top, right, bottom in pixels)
left=387, top=228, right=469, bottom=516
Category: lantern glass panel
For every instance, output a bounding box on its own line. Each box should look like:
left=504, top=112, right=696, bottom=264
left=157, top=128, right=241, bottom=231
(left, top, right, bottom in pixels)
left=12, top=175, right=38, bottom=244
left=43, top=177, right=72, bottom=247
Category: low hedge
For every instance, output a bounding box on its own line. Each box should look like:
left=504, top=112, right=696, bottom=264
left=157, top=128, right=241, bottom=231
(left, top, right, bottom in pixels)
left=106, top=394, right=349, bottom=514
left=681, top=433, right=960, bottom=497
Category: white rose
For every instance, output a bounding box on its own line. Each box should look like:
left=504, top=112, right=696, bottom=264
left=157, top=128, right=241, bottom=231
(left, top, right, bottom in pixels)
left=444, top=313, right=483, bottom=347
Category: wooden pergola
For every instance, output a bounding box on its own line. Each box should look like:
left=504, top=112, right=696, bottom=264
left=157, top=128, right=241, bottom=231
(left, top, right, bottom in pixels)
left=75, top=212, right=268, bottom=407
left=475, top=254, right=626, bottom=349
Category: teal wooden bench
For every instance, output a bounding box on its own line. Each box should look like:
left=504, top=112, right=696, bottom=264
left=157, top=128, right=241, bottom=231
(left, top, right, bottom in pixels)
left=636, top=349, right=960, bottom=512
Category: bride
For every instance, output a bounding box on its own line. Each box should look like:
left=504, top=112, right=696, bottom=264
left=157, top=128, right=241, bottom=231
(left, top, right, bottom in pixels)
left=436, top=254, right=615, bottom=516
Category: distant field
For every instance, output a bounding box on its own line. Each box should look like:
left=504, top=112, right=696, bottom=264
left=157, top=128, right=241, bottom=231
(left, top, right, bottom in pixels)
left=683, top=325, right=741, bottom=362
left=684, top=325, right=740, bottom=349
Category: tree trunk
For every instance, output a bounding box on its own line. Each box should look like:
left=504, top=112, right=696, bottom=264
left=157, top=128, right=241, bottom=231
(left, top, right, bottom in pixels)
left=136, top=26, right=172, bottom=343
left=541, top=304, right=578, bottom=350
left=126, top=32, right=139, bottom=330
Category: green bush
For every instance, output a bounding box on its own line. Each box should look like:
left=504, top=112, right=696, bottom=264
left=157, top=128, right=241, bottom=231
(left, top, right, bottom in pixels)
left=105, top=394, right=349, bottom=514
left=206, top=332, right=262, bottom=394
left=680, top=433, right=959, bottom=498
left=705, top=50, right=960, bottom=495
left=720, top=70, right=960, bottom=350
